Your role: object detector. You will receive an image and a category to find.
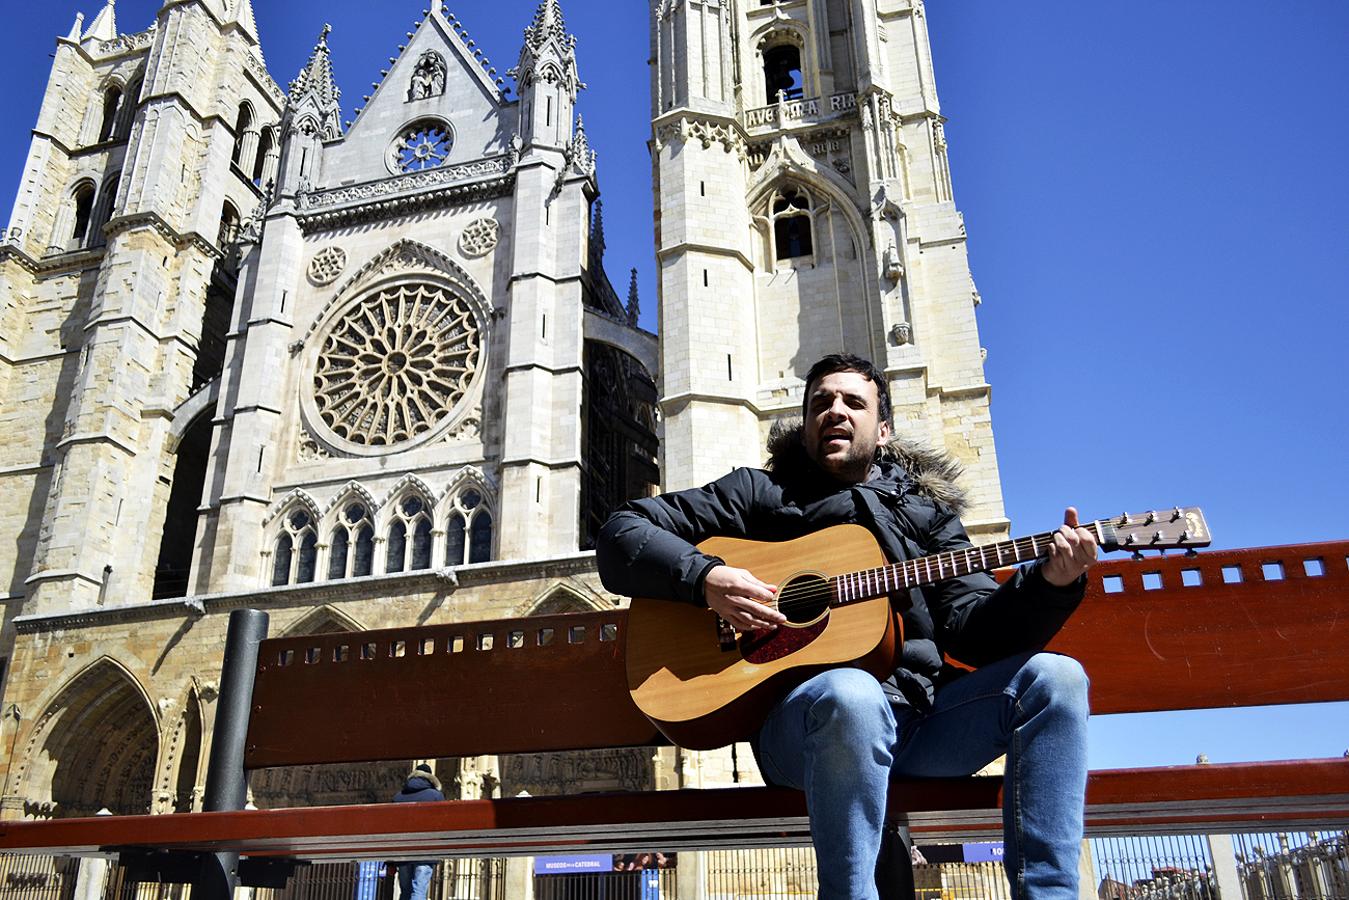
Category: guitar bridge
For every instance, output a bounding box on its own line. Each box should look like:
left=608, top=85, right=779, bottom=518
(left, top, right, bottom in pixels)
left=715, top=616, right=737, bottom=652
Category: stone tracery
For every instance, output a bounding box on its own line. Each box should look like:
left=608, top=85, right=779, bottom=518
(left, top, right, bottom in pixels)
left=390, top=119, right=454, bottom=173
left=307, top=246, right=347, bottom=285
left=312, top=282, right=481, bottom=449
left=458, top=218, right=501, bottom=257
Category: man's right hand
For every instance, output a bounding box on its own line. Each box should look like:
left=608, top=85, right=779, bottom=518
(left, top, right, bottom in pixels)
left=703, top=565, right=785, bottom=632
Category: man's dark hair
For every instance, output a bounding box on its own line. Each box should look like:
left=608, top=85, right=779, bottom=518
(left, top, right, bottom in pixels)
left=802, top=353, right=893, bottom=428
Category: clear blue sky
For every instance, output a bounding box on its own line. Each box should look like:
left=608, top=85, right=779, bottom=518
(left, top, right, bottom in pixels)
left=2, top=2, right=1345, bottom=770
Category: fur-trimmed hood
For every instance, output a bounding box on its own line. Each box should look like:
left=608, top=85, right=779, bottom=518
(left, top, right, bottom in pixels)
left=394, top=768, right=444, bottom=803
left=765, top=420, right=969, bottom=515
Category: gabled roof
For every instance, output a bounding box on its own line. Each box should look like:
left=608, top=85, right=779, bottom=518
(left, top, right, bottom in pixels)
left=346, top=7, right=506, bottom=131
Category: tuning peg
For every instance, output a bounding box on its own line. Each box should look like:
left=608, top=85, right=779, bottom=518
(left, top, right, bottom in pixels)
left=1171, top=506, right=1183, bottom=522
left=1151, top=531, right=1163, bottom=544
left=1119, top=512, right=1130, bottom=525
left=1145, top=511, right=1157, bottom=525
left=1178, top=530, right=1191, bottom=543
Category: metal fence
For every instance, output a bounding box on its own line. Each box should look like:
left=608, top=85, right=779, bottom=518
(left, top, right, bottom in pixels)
left=0, top=834, right=1345, bottom=900
left=1230, top=833, right=1349, bottom=900
left=255, top=860, right=507, bottom=900
left=534, top=868, right=678, bottom=900
left=707, top=846, right=817, bottom=897
left=1093, top=833, right=1217, bottom=899
left=0, top=856, right=78, bottom=900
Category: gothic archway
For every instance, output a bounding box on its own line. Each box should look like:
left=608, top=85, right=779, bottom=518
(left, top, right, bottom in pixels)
left=16, top=659, right=157, bottom=818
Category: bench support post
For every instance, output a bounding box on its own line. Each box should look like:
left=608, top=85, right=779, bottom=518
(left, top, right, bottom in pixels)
left=196, top=608, right=270, bottom=900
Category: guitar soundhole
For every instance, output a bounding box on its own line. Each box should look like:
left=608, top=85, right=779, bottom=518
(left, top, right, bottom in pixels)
left=778, top=574, right=831, bottom=625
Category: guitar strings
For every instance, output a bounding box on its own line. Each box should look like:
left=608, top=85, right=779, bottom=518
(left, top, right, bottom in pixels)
left=757, top=528, right=1073, bottom=615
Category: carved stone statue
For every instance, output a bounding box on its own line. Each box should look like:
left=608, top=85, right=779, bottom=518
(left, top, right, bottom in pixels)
left=409, top=52, right=447, bottom=101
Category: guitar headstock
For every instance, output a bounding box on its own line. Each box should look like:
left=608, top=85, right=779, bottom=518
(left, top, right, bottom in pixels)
left=1096, top=507, right=1211, bottom=553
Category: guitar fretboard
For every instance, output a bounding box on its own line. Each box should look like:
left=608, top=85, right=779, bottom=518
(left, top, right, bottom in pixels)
left=832, top=521, right=1113, bottom=604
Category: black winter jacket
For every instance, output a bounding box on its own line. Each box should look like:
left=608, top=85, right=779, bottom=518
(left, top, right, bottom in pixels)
left=596, top=430, right=1085, bottom=712
left=393, top=772, right=444, bottom=804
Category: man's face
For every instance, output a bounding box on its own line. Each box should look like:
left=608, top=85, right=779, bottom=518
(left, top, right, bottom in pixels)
left=803, top=370, right=891, bottom=483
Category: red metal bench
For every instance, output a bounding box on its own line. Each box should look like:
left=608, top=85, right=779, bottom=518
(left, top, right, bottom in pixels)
left=1, top=542, right=1346, bottom=897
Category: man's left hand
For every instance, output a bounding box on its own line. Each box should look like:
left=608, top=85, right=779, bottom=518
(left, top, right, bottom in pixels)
left=1042, top=507, right=1098, bottom=587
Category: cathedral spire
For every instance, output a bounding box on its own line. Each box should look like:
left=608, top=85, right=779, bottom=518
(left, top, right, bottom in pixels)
left=224, top=0, right=260, bottom=46
left=286, top=24, right=342, bottom=139
left=83, top=0, right=117, bottom=43
left=524, top=0, right=572, bottom=55
left=512, top=0, right=582, bottom=152
left=626, top=268, right=640, bottom=327
left=66, top=12, right=85, bottom=42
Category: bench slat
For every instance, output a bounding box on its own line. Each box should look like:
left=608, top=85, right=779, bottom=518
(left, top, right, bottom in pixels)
left=247, top=611, right=664, bottom=769
left=245, top=542, right=1349, bottom=769
left=1045, top=541, right=1349, bottom=714
left=3, top=758, right=1345, bottom=858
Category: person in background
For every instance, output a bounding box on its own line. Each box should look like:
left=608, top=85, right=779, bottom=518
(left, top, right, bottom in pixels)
left=391, top=763, right=445, bottom=900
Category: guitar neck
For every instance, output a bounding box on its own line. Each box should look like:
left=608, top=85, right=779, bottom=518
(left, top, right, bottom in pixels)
left=832, top=521, right=1113, bottom=604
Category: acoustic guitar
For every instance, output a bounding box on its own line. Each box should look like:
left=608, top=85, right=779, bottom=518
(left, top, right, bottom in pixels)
left=624, top=508, right=1210, bottom=749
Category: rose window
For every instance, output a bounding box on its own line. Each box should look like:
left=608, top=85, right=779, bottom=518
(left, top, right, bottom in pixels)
left=391, top=120, right=453, bottom=173
left=312, top=283, right=480, bottom=448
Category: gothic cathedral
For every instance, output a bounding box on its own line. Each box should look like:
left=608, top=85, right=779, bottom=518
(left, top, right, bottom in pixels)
left=0, top=0, right=1004, bottom=858
left=0, top=0, right=657, bottom=818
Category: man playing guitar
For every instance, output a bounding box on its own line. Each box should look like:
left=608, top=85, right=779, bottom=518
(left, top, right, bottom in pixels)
left=597, top=353, right=1097, bottom=899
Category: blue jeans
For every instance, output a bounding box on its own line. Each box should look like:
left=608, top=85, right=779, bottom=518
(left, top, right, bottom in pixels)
left=757, top=653, right=1089, bottom=899
left=396, top=863, right=433, bottom=900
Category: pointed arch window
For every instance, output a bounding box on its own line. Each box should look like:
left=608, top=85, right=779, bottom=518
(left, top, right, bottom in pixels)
left=253, top=128, right=274, bottom=187
left=386, top=495, right=433, bottom=574
left=445, top=488, right=494, bottom=566
left=69, top=183, right=97, bottom=249
left=272, top=508, right=318, bottom=586
left=232, top=103, right=254, bottom=166
left=763, top=44, right=804, bottom=104
left=771, top=186, right=814, bottom=261
left=90, top=172, right=121, bottom=248
left=328, top=502, right=375, bottom=580
left=218, top=201, right=240, bottom=249
left=98, top=86, right=124, bottom=143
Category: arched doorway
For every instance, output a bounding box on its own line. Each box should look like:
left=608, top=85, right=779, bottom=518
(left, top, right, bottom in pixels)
left=19, top=660, right=157, bottom=818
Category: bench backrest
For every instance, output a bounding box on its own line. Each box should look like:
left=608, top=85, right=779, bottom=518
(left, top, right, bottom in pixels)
left=244, top=541, right=1349, bottom=770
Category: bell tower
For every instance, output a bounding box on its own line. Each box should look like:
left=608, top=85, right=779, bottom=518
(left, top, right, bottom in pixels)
left=0, top=0, right=285, bottom=613
left=650, top=0, right=1008, bottom=540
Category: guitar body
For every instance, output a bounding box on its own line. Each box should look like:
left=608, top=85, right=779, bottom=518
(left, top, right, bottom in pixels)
left=624, top=524, right=900, bottom=750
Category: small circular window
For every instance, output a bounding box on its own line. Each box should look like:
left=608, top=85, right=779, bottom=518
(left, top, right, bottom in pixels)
left=390, top=119, right=454, bottom=173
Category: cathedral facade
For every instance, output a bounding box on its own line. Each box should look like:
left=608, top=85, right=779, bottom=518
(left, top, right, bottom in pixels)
left=0, top=0, right=1004, bottom=892
left=0, top=0, right=658, bottom=820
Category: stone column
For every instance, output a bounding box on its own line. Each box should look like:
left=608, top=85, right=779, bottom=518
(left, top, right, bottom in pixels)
left=1207, top=833, right=1243, bottom=899
left=236, top=130, right=261, bottom=174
